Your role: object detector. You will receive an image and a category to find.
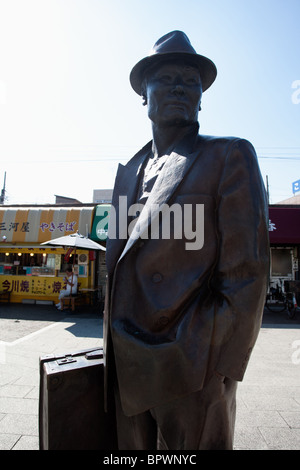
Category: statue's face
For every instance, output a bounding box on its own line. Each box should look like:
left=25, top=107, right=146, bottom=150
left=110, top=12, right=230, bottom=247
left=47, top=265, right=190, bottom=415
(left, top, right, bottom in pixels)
left=144, top=60, right=202, bottom=127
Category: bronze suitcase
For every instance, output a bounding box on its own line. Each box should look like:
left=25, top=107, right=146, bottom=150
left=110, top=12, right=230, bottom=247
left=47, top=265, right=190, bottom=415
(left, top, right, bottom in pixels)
left=39, top=347, right=118, bottom=450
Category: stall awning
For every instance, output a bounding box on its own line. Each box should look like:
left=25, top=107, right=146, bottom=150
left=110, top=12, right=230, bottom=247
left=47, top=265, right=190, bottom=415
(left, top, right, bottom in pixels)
left=269, top=206, right=300, bottom=244
left=4, top=204, right=294, bottom=245
left=0, top=207, right=94, bottom=243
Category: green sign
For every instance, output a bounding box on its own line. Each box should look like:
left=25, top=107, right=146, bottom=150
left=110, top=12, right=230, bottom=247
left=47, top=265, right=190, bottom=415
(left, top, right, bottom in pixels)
left=90, top=205, right=111, bottom=241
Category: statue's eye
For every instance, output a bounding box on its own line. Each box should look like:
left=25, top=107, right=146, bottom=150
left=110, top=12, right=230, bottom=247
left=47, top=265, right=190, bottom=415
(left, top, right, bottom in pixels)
left=158, top=75, right=172, bottom=83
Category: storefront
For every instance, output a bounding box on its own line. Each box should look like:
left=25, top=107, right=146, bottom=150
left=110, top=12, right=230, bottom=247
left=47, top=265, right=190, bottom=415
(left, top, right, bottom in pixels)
left=268, top=205, right=300, bottom=295
left=0, top=205, right=97, bottom=304
left=4, top=202, right=292, bottom=305
left=90, top=202, right=300, bottom=301
left=89, top=202, right=300, bottom=291
left=90, top=204, right=110, bottom=298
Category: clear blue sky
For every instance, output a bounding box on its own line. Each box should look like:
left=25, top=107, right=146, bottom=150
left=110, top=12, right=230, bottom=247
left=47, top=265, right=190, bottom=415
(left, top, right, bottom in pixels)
left=0, top=0, right=299, bottom=204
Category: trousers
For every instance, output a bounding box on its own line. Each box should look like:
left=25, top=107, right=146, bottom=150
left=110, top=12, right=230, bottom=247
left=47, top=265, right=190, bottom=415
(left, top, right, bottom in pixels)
left=114, top=374, right=238, bottom=450
left=58, top=289, right=71, bottom=300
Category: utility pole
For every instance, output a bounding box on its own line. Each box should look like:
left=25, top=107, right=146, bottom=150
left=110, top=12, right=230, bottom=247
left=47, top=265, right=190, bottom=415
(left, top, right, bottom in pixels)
left=266, top=175, right=270, bottom=204
left=0, top=171, right=6, bottom=204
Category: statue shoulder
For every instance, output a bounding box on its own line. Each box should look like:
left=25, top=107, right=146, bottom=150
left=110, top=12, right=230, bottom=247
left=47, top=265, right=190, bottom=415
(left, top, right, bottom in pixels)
left=197, top=134, right=256, bottom=156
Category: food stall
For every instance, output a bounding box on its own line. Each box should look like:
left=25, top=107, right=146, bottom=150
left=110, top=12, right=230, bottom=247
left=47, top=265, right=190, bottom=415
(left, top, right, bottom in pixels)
left=0, top=205, right=96, bottom=304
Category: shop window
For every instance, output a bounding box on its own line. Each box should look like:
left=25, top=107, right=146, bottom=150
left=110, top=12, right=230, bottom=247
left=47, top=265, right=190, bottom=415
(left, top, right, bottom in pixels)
left=271, top=249, right=292, bottom=277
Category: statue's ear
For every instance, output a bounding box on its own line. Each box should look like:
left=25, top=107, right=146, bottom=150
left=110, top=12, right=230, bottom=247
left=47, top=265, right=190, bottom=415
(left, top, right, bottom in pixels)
left=141, top=87, right=147, bottom=106
left=141, top=81, right=147, bottom=106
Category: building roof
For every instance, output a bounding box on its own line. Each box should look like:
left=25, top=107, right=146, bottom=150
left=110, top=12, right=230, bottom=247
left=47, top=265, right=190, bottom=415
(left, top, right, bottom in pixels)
left=276, top=194, right=300, bottom=205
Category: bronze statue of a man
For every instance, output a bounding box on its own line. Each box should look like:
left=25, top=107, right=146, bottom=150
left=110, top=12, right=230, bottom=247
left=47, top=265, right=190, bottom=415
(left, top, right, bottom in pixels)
left=104, top=31, right=269, bottom=450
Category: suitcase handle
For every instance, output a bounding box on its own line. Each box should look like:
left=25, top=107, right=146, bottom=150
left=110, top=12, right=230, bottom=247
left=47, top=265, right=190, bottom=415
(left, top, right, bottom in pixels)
left=85, top=350, right=104, bottom=360
left=40, top=347, right=103, bottom=365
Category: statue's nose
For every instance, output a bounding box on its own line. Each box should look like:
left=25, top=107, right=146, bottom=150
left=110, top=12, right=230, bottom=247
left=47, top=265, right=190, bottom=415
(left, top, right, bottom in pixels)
left=171, top=84, right=184, bottom=96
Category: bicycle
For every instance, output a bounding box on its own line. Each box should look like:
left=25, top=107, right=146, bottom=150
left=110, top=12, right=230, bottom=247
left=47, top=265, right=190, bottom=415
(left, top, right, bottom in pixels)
left=266, top=289, right=286, bottom=313
left=286, top=292, right=297, bottom=319
left=265, top=279, right=297, bottom=319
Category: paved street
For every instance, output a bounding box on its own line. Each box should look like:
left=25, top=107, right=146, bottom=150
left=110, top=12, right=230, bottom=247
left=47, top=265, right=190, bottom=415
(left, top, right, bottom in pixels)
left=0, top=302, right=299, bottom=450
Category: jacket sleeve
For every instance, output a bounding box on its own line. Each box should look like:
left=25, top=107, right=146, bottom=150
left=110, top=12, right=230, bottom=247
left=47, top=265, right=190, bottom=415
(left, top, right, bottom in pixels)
left=212, top=138, right=270, bottom=381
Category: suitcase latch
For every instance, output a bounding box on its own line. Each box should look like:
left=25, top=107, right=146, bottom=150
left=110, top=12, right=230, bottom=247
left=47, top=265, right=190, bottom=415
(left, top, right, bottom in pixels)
left=57, top=355, right=77, bottom=366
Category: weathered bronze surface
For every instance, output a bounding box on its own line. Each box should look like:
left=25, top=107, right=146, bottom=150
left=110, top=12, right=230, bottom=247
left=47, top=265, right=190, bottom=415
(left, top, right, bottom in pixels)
left=104, top=31, right=269, bottom=450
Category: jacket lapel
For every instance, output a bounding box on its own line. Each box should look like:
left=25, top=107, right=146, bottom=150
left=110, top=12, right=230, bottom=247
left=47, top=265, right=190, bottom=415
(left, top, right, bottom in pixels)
left=105, top=145, right=150, bottom=275
left=118, top=147, right=201, bottom=262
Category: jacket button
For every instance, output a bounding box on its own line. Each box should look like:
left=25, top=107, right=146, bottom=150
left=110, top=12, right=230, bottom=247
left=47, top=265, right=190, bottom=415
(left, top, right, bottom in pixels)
left=152, top=273, right=163, bottom=283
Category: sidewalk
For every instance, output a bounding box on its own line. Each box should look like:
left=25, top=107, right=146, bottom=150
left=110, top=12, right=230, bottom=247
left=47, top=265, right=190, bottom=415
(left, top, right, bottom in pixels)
left=0, top=303, right=299, bottom=450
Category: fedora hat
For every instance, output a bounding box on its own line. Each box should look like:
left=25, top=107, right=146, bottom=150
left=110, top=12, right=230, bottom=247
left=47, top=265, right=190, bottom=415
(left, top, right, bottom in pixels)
left=130, top=30, right=217, bottom=95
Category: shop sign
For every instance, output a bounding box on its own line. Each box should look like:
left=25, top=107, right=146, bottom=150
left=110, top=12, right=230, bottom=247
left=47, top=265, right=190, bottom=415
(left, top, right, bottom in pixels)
left=269, top=219, right=277, bottom=232
left=39, top=221, right=77, bottom=233
left=0, top=275, right=87, bottom=298
left=0, top=276, right=68, bottom=296
left=0, top=220, right=77, bottom=236
left=292, top=179, right=300, bottom=194
left=55, top=254, right=61, bottom=271
left=268, top=206, right=300, bottom=244
left=0, top=221, right=30, bottom=233
left=90, top=205, right=110, bottom=241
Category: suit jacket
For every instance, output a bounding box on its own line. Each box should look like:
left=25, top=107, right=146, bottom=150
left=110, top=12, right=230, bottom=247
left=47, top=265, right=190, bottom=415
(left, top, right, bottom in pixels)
left=103, top=132, right=270, bottom=417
